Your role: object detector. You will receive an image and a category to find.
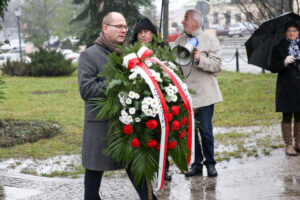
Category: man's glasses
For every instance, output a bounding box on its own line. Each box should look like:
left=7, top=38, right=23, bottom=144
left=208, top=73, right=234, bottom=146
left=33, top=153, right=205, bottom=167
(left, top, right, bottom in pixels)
left=106, top=24, right=128, bottom=31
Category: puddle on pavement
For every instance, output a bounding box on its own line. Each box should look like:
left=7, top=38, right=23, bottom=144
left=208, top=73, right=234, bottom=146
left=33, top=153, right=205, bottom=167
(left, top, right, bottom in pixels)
left=0, top=186, right=40, bottom=200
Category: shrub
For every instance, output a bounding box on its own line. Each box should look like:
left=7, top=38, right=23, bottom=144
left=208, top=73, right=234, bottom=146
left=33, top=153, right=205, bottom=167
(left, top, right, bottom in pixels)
left=2, top=60, right=31, bottom=76
left=0, top=119, right=63, bottom=148
left=28, top=48, right=76, bottom=76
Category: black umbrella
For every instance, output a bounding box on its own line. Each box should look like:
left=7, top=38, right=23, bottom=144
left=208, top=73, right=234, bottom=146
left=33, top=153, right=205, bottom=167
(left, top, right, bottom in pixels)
left=245, top=12, right=300, bottom=70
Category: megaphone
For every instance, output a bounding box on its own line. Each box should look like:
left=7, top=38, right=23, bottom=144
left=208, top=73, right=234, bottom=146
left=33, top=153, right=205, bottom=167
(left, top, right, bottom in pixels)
left=173, top=37, right=199, bottom=66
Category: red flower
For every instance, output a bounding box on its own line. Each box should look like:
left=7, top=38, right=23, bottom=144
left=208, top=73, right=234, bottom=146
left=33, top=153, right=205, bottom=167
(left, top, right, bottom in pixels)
left=166, top=113, right=173, bottom=121
left=182, top=102, right=189, bottom=110
left=147, top=140, right=158, bottom=148
left=131, top=138, right=140, bottom=148
left=171, top=120, right=180, bottom=131
left=179, top=130, right=186, bottom=139
left=146, top=119, right=158, bottom=130
left=156, top=144, right=160, bottom=151
left=123, top=124, right=133, bottom=135
left=181, top=116, right=188, bottom=126
left=168, top=141, right=177, bottom=149
left=171, top=106, right=180, bottom=115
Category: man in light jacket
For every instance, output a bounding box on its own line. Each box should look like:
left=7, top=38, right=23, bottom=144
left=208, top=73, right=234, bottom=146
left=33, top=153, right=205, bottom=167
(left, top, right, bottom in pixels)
left=78, top=12, right=157, bottom=200
left=174, top=9, right=223, bottom=177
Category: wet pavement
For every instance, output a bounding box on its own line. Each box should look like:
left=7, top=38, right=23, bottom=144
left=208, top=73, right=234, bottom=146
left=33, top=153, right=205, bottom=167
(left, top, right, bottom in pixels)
left=0, top=148, right=300, bottom=200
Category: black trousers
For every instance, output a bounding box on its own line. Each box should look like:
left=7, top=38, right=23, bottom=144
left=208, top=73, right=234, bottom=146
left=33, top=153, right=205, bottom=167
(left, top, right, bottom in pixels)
left=84, top=169, right=158, bottom=200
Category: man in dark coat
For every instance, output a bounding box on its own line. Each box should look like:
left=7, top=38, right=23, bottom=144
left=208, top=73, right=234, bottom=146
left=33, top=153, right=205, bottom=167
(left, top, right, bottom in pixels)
left=131, top=17, right=172, bottom=181
left=78, top=12, right=157, bottom=200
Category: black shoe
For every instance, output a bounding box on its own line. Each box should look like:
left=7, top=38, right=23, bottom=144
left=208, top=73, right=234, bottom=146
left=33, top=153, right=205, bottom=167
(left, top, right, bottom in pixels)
left=185, top=166, right=202, bottom=177
left=164, top=171, right=172, bottom=181
left=206, top=165, right=218, bottom=177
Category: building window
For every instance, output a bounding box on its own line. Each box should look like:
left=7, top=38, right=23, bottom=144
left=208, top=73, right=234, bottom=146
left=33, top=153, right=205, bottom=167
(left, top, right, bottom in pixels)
left=213, top=12, right=219, bottom=24
left=235, top=13, right=241, bottom=22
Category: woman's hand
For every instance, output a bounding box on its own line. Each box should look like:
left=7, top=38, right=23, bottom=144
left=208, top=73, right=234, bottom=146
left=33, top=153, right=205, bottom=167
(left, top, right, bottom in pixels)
left=284, top=55, right=296, bottom=67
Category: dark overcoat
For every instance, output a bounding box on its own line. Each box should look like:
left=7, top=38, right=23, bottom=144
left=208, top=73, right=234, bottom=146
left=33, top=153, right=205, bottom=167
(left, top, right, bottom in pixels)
left=270, top=39, right=300, bottom=112
left=77, top=44, right=122, bottom=171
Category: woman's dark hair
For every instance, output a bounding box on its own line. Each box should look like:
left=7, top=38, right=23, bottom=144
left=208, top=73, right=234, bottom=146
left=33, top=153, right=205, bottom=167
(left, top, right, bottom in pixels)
left=284, top=21, right=300, bottom=33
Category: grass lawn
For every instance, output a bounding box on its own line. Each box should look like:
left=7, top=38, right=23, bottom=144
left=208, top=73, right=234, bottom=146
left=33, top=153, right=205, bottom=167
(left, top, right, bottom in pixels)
left=0, top=70, right=280, bottom=159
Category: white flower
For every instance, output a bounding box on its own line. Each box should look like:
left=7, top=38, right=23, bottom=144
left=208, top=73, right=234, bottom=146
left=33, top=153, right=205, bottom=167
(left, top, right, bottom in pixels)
left=119, top=116, right=130, bottom=125
left=135, top=117, right=141, bottom=123
left=129, top=91, right=136, bottom=99
left=129, top=107, right=136, bottom=115
left=125, top=98, right=132, bottom=105
left=151, top=98, right=159, bottom=108
left=127, top=115, right=133, bottom=123
left=144, top=97, right=153, bottom=105
left=167, top=89, right=175, bottom=96
left=121, top=109, right=128, bottom=117
left=171, top=95, right=178, bottom=102
left=142, top=104, right=149, bottom=111
left=165, top=96, right=172, bottom=102
left=135, top=93, right=140, bottom=99
left=152, top=106, right=160, bottom=114
left=144, top=109, right=153, bottom=116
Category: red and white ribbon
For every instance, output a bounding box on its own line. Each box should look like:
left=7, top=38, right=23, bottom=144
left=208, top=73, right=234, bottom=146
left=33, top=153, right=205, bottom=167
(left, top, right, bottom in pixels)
left=123, top=52, right=169, bottom=190
left=137, top=46, right=195, bottom=187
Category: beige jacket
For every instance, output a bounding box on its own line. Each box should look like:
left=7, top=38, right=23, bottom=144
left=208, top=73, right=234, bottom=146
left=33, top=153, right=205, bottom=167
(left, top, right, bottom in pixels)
left=174, top=28, right=223, bottom=108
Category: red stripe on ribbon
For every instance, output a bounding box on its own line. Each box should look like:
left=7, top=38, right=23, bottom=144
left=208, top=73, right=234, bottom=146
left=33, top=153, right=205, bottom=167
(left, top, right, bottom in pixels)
left=127, top=57, right=140, bottom=70
left=147, top=58, right=193, bottom=164
left=137, top=63, right=169, bottom=190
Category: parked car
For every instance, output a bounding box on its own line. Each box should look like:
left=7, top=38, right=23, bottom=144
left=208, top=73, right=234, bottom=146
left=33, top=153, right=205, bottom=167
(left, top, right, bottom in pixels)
left=216, top=25, right=229, bottom=36
left=65, top=52, right=80, bottom=63
left=0, top=53, right=31, bottom=66
left=228, top=22, right=259, bottom=37
left=0, top=39, right=26, bottom=53
left=242, top=22, right=259, bottom=33
left=169, top=28, right=180, bottom=42
left=57, top=49, right=80, bottom=63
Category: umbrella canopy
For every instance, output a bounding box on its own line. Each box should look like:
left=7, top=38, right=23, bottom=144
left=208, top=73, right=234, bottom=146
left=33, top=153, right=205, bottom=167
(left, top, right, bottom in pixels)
left=245, top=12, right=300, bottom=70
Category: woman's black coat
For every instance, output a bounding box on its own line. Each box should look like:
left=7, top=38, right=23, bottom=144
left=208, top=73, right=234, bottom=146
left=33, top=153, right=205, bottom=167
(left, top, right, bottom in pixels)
left=270, top=39, right=300, bottom=112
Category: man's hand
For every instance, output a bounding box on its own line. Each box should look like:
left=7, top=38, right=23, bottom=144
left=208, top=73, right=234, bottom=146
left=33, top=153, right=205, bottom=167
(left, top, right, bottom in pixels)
left=284, top=55, right=296, bottom=67
left=193, top=47, right=200, bottom=64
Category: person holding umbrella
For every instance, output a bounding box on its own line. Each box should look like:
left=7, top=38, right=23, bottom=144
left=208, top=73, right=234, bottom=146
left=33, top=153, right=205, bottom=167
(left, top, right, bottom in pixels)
left=270, top=22, right=300, bottom=156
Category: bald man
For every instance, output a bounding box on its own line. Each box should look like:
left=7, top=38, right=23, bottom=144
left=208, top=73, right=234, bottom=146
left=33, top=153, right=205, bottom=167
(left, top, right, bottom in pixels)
left=78, top=12, right=157, bottom=200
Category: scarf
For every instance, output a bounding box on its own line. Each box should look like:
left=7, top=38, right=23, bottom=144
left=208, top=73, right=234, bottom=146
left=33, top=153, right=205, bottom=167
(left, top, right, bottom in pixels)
left=288, top=37, right=300, bottom=60
left=95, top=33, right=122, bottom=56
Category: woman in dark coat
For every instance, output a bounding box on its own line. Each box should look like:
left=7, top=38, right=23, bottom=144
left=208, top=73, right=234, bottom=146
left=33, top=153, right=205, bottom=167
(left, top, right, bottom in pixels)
left=131, top=17, right=169, bottom=49
left=270, top=22, right=300, bottom=156
left=131, top=17, right=172, bottom=180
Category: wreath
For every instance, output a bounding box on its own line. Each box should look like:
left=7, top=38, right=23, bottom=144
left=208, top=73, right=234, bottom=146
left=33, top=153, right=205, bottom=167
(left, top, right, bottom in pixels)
left=92, top=41, right=195, bottom=193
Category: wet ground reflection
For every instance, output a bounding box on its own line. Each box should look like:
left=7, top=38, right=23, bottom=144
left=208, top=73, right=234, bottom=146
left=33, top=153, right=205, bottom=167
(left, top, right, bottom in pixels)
left=0, top=186, right=4, bottom=200
left=0, top=149, right=300, bottom=199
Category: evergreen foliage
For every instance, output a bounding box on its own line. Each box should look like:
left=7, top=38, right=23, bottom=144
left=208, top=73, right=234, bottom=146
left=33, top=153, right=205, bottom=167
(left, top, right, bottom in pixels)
left=72, top=0, right=152, bottom=47
left=2, top=49, right=75, bottom=77
left=2, top=60, right=30, bottom=76
left=0, top=0, right=9, bottom=20
left=92, top=41, right=191, bottom=187
left=27, top=48, right=76, bottom=77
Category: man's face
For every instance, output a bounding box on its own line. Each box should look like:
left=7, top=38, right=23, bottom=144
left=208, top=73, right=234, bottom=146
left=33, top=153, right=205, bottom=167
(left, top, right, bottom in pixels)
left=103, top=14, right=127, bottom=44
left=182, top=12, right=197, bottom=34
left=137, top=29, right=153, bottom=44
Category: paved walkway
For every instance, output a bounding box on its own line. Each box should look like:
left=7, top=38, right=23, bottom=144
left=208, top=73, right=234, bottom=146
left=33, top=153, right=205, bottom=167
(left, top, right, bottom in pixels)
left=1, top=149, right=300, bottom=200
